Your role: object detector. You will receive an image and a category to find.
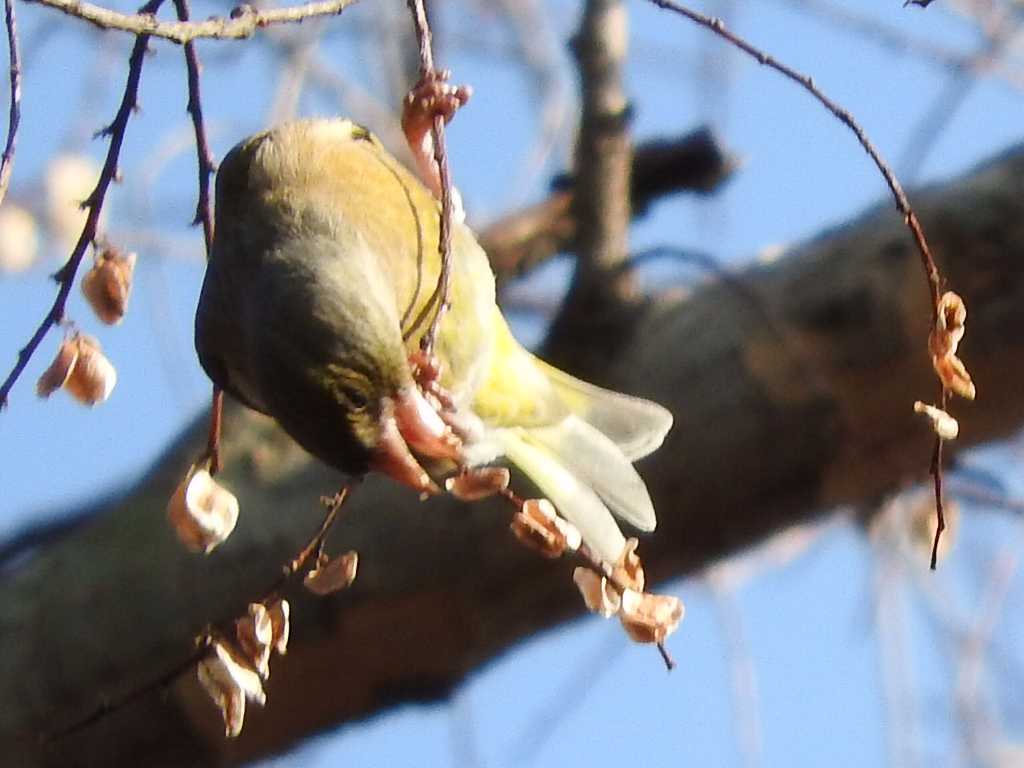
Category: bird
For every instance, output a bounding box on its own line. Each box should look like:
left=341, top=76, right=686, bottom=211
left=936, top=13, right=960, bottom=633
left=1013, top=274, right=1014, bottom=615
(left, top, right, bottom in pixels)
left=195, top=117, right=672, bottom=565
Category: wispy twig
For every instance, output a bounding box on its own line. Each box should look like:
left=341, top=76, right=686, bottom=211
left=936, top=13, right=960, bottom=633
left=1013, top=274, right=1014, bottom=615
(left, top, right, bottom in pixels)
left=0, top=0, right=165, bottom=409
left=0, top=0, right=20, bottom=208
left=645, top=0, right=954, bottom=568
left=405, top=0, right=456, bottom=360
left=27, top=0, right=359, bottom=45
left=173, top=0, right=224, bottom=472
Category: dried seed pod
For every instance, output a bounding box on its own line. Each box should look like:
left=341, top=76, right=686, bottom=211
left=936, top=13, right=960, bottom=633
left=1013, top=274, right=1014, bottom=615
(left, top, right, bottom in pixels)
left=235, top=603, right=273, bottom=679
left=510, top=498, right=580, bottom=558
left=36, top=338, right=80, bottom=398
left=928, top=292, right=975, bottom=400
left=197, top=640, right=265, bottom=738
left=612, top=538, right=645, bottom=592
left=933, top=354, right=976, bottom=401
left=573, top=567, right=621, bottom=618
left=618, top=589, right=685, bottom=645
left=167, top=466, right=239, bottom=554
left=913, top=401, right=959, bottom=440
left=267, top=599, right=290, bottom=655
left=445, top=466, right=510, bottom=501
left=303, top=551, right=359, bottom=596
left=63, top=334, right=117, bottom=405
left=81, top=247, right=136, bottom=325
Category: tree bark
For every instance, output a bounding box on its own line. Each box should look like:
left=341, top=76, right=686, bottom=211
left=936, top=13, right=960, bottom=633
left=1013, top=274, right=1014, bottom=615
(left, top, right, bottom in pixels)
left=2, top=144, right=1023, bottom=767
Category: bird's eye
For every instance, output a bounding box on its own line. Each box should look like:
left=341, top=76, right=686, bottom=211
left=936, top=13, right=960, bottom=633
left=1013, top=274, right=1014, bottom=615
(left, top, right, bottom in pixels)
left=345, top=387, right=369, bottom=412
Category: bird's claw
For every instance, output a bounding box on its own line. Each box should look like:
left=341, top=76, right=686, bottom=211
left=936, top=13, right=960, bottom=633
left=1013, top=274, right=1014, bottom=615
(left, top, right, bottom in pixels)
left=401, top=70, right=472, bottom=199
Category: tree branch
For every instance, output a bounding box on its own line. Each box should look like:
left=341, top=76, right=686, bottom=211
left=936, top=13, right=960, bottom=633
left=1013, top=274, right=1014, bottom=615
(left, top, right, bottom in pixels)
left=480, top=127, right=736, bottom=281
left=25, top=0, right=359, bottom=45
left=542, top=0, right=638, bottom=371
left=0, top=0, right=162, bottom=409
left=0, top=0, right=21, bottom=209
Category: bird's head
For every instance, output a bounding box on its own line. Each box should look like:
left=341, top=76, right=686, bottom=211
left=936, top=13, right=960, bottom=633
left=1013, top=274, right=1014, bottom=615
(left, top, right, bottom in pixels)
left=208, top=117, right=462, bottom=495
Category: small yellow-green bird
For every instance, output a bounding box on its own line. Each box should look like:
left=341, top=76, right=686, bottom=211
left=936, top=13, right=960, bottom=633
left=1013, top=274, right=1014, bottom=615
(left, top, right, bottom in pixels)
left=195, top=118, right=672, bottom=564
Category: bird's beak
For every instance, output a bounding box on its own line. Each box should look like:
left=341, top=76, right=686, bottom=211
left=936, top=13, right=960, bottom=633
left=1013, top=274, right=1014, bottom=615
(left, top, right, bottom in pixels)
left=370, top=387, right=461, bottom=496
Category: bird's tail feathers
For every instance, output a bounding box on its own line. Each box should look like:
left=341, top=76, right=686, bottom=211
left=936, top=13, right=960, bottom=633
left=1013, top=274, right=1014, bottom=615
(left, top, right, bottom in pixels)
left=538, top=362, right=673, bottom=462
left=497, top=427, right=627, bottom=565
left=528, top=416, right=657, bottom=533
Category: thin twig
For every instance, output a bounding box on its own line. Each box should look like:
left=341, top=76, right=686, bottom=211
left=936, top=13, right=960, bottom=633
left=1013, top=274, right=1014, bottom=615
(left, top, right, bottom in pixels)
left=0, top=0, right=163, bottom=409
left=645, top=0, right=943, bottom=313
left=929, top=386, right=948, bottom=570
left=172, top=0, right=223, bottom=473
left=47, top=482, right=356, bottom=742
left=284, top=485, right=352, bottom=577
left=898, top=14, right=1021, bottom=181
left=776, top=0, right=1024, bottom=93
left=27, top=0, right=359, bottom=45
left=173, top=0, right=215, bottom=251
left=0, top=0, right=20, bottom=209
left=405, top=0, right=455, bottom=361
left=645, top=0, right=953, bottom=565
left=498, top=486, right=676, bottom=670
left=45, top=648, right=205, bottom=742
left=206, top=387, right=223, bottom=473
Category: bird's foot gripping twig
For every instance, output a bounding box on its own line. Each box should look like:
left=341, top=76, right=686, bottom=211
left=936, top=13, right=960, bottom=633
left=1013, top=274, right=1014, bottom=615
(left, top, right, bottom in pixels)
left=401, top=69, right=471, bottom=200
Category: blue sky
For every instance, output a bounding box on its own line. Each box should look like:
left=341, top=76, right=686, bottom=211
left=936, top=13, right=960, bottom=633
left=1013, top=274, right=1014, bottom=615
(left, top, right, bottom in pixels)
left=2, top=1, right=1023, bottom=765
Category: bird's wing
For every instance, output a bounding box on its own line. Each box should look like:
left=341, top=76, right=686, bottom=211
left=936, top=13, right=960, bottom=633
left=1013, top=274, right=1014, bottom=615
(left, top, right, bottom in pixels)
left=195, top=261, right=269, bottom=414
left=527, top=416, right=658, bottom=532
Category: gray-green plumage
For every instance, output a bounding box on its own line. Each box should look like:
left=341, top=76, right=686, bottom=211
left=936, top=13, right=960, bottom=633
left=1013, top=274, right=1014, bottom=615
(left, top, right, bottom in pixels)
left=196, top=118, right=673, bottom=564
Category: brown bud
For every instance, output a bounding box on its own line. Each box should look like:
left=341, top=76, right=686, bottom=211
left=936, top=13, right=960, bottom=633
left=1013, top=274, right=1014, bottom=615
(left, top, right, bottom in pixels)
left=197, top=640, right=265, bottom=738
left=612, top=538, right=646, bottom=593
left=445, top=467, right=511, bottom=501
left=303, top=551, right=359, bottom=596
left=81, top=247, right=136, bottom=325
left=235, top=603, right=273, bottom=679
left=167, top=465, right=239, bottom=554
left=618, top=589, right=685, bottom=645
left=36, top=338, right=80, bottom=397
left=510, top=498, right=581, bottom=558
left=572, top=567, right=622, bottom=618
left=38, top=334, right=117, bottom=405
left=933, top=354, right=976, bottom=401
left=267, top=599, right=290, bottom=655
left=63, top=334, right=117, bottom=405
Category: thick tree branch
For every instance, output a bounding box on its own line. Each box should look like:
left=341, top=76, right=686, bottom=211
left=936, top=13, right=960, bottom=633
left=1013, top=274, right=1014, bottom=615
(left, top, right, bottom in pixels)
left=543, top=0, right=637, bottom=370
left=481, top=127, right=735, bottom=281
left=2, top=144, right=1023, bottom=766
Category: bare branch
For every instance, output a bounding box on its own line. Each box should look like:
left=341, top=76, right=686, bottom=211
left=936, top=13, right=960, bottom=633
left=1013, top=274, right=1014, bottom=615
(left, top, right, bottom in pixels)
left=644, top=0, right=955, bottom=565
left=0, top=0, right=20, bottom=208
left=25, top=0, right=359, bottom=45
left=0, top=0, right=164, bottom=409
left=405, top=0, right=458, bottom=361
left=173, top=0, right=216, bottom=251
